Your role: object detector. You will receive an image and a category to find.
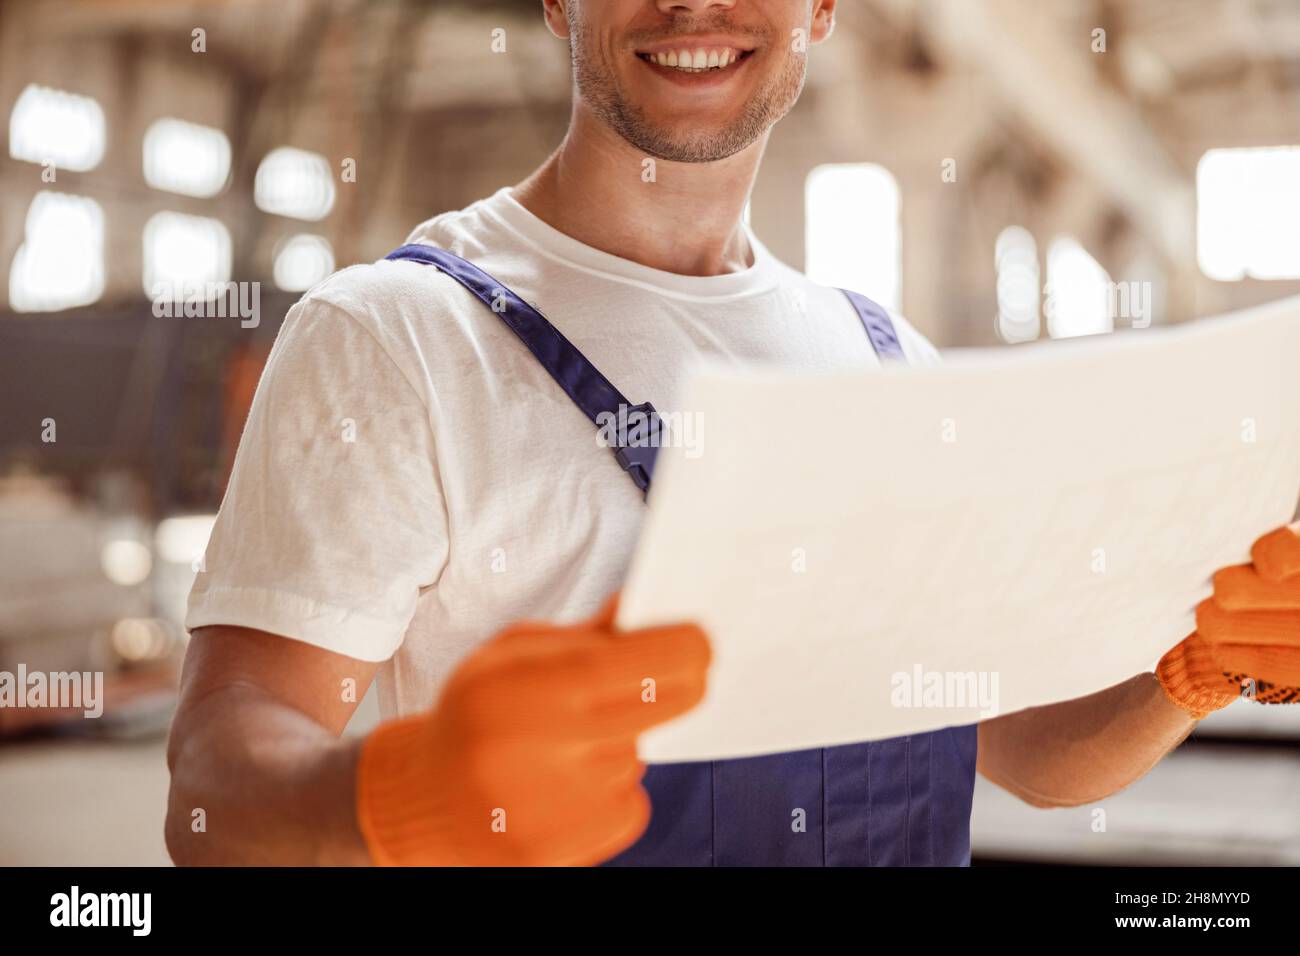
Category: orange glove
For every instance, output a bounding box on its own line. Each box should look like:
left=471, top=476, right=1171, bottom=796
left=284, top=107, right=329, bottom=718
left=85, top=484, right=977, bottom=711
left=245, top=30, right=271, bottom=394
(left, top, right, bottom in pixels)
left=1157, top=523, right=1300, bottom=718
left=356, top=596, right=710, bottom=866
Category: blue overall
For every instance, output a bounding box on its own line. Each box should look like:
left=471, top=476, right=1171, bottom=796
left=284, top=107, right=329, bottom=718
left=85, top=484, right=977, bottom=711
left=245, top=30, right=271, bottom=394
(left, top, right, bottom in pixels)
left=386, top=244, right=979, bottom=866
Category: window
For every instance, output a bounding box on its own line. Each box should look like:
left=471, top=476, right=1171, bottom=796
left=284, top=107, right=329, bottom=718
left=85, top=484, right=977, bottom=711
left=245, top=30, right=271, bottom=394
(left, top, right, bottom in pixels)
left=273, top=234, right=335, bottom=291
left=143, top=118, right=231, bottom=198
left=1197, top=146, right=1300, bottom=280
left=9, top=191, right=105, bottom=312
left=254, top=146, right=335, bottom=221
left=805, top=163, right=902, bottom=312
left=155, top=515, right=216, bottom=566
left=995, top=226, right=1040, bottom=343
left=1045, top=236, right=1112, bottom=339
left=100, top=539, right=151, bottom=587
left=143, top=212, right=232, bottom=300
left=8, top=84, right=105, bottom=172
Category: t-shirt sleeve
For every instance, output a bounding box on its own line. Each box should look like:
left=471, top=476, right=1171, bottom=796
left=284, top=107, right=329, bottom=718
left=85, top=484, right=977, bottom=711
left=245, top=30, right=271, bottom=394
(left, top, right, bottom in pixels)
left=185, top=294, right=449, bottom=662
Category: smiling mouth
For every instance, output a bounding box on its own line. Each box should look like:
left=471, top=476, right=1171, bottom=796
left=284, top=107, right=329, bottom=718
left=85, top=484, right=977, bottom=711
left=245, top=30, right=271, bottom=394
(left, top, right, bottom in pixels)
left=636, top=47, right=755, bottom=74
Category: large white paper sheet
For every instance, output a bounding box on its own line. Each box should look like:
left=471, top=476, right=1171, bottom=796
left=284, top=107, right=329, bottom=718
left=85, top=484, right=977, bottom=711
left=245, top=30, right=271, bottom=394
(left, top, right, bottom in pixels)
left=619, top=297, right=1300, bottom=763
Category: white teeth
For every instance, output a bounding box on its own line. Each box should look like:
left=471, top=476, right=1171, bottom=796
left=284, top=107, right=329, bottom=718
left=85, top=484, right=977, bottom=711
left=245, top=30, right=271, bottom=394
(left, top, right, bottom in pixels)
left=646, top=47, right=744, bottom=72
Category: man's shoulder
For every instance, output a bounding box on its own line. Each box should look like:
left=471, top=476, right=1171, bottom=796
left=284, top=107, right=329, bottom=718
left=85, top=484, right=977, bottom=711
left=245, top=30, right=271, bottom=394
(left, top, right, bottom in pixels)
left=285, top=245, right=483, bottom=344
left=294, top=192, right=503, bottom=328
left=302, top=255, right=447, bottom=310
left=764, top=256, right=942, bottom=368
left=881, top=309, right=942, bottom=367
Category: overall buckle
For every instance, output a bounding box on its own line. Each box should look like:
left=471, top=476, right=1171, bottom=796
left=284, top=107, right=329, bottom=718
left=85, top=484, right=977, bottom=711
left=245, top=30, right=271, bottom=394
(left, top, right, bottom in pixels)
left=610, top=402, right=661, bottom=499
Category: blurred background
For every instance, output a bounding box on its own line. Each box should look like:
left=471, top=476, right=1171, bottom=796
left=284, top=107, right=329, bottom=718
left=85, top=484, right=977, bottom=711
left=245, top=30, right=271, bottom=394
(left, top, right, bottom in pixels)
left=2, top=0, right=1299, bottom=865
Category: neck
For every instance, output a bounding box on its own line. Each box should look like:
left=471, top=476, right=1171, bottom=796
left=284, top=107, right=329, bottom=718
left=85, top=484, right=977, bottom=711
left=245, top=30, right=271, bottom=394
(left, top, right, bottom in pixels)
left=513, top=102, right=766, bottom=277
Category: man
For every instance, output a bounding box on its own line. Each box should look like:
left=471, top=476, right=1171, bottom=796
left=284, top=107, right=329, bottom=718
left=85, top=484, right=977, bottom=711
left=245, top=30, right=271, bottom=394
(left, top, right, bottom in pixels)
left=167, top=0, right=1300, bottom=866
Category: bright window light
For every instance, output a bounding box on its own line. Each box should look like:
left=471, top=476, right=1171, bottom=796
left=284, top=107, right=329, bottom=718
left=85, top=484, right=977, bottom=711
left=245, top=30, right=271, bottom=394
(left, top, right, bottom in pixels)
left=273, top=234, right=334, bottom=291
left=805, top=163, right=901, bottom=312
left=8, top=84, right=106, bottom=172
left=155, top=514, right=216, bottom=565
left=254, top=146, right=335, bottom=221
left=111, top=617, right=172, bottom=662
left=143, top=211, right=232, bottom=300
left=1197, top=146, right=1300, bottom=281
left=8, top=191, right=105, bottom=312
left=143, top=118, right=231, bottom=198
left=1045, top=236, right=1113, bottom=339
left=100, top=539, right=152, bottom=587
left=995, top=225, right=1040, bottom=344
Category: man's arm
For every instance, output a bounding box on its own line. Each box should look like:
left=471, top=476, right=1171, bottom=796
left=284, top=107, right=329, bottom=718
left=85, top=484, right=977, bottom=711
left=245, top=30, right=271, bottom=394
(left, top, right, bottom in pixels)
left=165, top=626, right=379, bottom=865
left=981, top=523, right=1300, bottom=808
left=167, top=603, right=711, bottom=866
left=976, top=672, right=1196, bottom=808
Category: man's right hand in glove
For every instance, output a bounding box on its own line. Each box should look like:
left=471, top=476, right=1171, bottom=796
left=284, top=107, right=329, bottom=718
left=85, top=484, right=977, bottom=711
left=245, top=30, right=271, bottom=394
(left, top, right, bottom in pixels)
left=357, top=596, right=711, bottom=865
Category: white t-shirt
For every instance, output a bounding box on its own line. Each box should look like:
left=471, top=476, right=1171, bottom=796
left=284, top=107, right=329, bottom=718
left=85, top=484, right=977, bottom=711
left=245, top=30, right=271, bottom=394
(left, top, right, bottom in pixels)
left=186, top=187, right=940, bottom=720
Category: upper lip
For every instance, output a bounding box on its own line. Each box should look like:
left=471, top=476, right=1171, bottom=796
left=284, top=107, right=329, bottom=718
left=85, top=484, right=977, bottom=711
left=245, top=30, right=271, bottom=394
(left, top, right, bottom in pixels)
left=634, top=34, right=758, bottom=56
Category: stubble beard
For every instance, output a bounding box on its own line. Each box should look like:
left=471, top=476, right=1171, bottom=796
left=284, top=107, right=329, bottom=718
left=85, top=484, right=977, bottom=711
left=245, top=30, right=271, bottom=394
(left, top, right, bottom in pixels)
left=571, top=22, right=806, bottom=164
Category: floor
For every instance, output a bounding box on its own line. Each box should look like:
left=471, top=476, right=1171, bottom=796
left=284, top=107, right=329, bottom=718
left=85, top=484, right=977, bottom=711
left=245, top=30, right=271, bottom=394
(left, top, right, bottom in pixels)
left=0, top=736, right=173, bottom=866
left=1, top=695, right=1296, bottom=866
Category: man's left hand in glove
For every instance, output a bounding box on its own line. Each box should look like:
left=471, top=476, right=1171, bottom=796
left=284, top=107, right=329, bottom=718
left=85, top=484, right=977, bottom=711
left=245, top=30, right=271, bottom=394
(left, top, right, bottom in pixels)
left=1158, top=522, right=1300, bottom=719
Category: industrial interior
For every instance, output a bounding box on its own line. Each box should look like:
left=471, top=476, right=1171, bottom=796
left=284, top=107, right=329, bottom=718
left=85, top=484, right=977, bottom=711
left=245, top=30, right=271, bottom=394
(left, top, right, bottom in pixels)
left=2, top=0, right=1299, bottom=864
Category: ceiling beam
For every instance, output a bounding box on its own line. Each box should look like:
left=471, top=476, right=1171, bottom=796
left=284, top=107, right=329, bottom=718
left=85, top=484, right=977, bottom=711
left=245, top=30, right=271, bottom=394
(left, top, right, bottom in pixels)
left=869, top=0, right=1195, bottom=266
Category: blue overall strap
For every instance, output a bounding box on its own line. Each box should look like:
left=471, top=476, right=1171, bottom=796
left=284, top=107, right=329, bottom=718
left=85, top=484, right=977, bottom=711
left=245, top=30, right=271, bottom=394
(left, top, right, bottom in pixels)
left=387, top=243, right=904, bottom=497
left=839, top=288, right=907, bottom=363
left=384, top=244, right=660, bottom=495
